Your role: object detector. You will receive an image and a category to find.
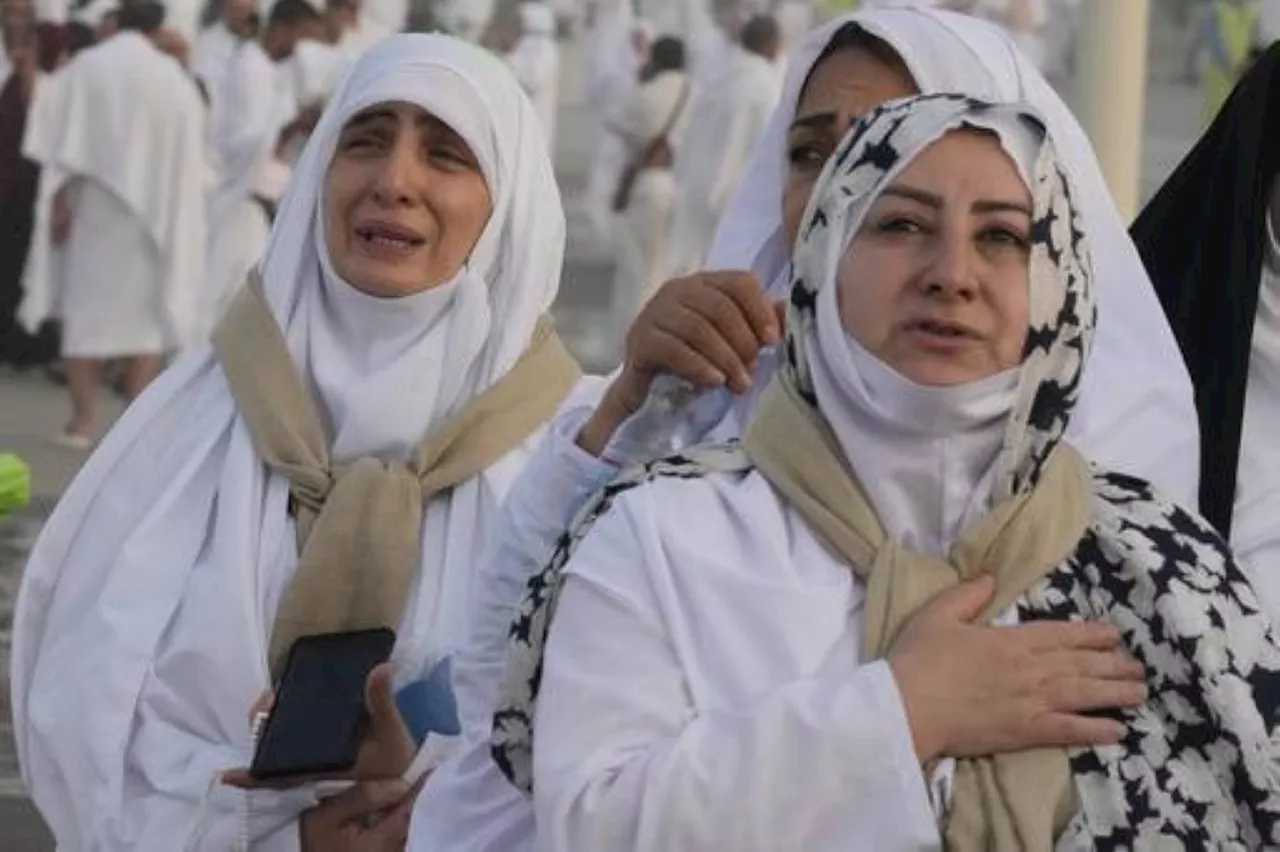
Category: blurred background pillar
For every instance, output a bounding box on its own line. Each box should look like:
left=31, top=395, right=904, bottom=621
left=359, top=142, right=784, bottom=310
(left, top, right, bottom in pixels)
left=1074, top=0, right=1151, bottom=220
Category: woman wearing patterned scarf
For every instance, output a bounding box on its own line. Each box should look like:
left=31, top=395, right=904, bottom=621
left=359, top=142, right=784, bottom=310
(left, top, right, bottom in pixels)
left=493, top=96, right=1280, bottom=850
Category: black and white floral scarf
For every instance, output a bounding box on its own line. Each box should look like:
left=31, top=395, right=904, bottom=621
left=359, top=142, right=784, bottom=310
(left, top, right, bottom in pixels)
left=493, top=94, right=1280, bottom=848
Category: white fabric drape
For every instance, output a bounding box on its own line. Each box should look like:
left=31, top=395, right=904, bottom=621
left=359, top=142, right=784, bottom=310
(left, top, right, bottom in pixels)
left=12, top=33, right=567, bottom=852
left=18, top=31, right=206, bottom=351
left=704, top=7, right=1199, bottom=502
left=17, top=68, right=68, bottom=335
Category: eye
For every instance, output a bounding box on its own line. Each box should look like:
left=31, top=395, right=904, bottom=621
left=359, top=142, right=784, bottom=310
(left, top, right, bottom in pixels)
left=786, top=139, right=832, bottom=172
left=875, top=216, right=926, bottom=235
left=978, top=225, right=1029, bottom=249
left=340, top=128, right=388, bottom=152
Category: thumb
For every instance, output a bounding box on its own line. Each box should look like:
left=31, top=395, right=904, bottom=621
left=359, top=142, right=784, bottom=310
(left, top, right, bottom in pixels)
left=924, top=575, right=996, bottom=625
left=365, top=663, right=402, bottom=730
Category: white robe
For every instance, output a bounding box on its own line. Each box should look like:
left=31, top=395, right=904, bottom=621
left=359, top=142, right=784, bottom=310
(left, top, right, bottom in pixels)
left=12, top=34, right=568, bottom=852
left=163, top=0, right=205, bottom=44
left=1230, top=215, right=1280, bottom=620
left=608, top=70, right=689, bottom=340
left=668, top=46, right=780, bottom=274
left=192, top=22, right=242, bottom=96
left=17, top=69, right=67, bottom=336
left=27, top=31, right=206, bottom=354
left=533, top=467, right=943, bottom=850
left=204, top=39, right=292, bottom=341
left=505, top=7, right=561, bottom=153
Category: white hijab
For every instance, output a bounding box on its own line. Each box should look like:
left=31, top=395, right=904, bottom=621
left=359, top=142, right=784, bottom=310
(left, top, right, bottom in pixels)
left=12, top=33, right=565, bottom=850
left=701, top=6, right=1199, bottom=505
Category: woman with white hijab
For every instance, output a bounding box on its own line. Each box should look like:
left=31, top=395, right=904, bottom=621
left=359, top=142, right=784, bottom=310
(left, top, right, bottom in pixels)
left=504, top=93, right=1280, bottom=851
left=410, top=7, right=1199, bottom=852
left=11, top=32, right=583, bottom=851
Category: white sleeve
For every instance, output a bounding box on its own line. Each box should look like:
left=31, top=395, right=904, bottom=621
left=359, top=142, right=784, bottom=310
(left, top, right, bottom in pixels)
left=409, top=397, right=617, bottom=852
left=533, top=502, right=941, bottom=852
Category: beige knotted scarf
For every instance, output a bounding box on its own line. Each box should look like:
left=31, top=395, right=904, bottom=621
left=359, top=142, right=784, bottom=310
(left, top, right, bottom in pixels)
left=743, top=375, right=1092, bottom=851
left=212, top=272, right=582, bottom=676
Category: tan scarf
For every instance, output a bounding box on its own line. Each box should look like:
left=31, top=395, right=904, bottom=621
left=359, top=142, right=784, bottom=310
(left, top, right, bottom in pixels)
left=212, top=272, right=582, bottom=675
left=743, top=376, right=1092, bottom=851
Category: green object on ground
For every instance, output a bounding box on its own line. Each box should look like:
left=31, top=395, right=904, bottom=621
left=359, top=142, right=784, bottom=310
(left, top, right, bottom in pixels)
left=0, top=453, right=32, bottom=518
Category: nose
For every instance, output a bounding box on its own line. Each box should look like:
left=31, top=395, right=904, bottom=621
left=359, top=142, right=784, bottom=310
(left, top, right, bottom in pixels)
left=369, top=137, right=419, bottom=208
left=919, top=226, right=977, bottom=302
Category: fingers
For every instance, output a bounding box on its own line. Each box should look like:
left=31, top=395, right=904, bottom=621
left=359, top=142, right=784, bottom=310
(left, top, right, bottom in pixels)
left=1031, top=712, right=1127, bottom=750
left=918, top=575, right=996, bottom=625
left=627, top=272, right=776, bottom=395
left=319, top=779, right=413, bottom=826
left=705, top=271, right=779, bottom=345
left=1015, top=619, right=1124, bottom=653
left=369, top=778, right=425, bottom=846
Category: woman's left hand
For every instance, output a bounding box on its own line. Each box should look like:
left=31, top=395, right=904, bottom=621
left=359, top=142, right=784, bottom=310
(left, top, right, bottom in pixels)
left=223, top=664, right=418, bottom=790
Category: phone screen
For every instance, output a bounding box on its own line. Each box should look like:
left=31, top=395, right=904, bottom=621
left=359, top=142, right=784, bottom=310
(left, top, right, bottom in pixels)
left=250, top=628, right=397, bottom=781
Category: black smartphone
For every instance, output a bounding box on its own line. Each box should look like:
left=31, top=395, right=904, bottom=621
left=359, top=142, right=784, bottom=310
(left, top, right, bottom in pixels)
left=249, top=628, right=397, bottom=781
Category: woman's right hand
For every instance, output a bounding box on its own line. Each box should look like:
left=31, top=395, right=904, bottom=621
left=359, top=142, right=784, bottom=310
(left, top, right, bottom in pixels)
left=887, top=576, right=1148, bottom=765
left=577, top=271, right=784, bottom=456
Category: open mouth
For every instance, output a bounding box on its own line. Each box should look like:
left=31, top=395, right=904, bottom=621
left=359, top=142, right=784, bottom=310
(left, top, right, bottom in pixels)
left=906, top=318, right=979, bottom=341
left=354, top=222, right=425, bottom=252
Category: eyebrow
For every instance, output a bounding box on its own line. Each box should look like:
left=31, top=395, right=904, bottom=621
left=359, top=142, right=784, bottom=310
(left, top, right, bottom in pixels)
left=789, top=111, right=837, bottom=133
left=882, top=184, right=1032, bottom=217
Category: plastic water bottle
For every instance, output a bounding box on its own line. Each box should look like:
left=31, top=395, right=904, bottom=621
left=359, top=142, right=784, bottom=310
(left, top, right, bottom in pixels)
left=601, top=374, right=735, bottom=468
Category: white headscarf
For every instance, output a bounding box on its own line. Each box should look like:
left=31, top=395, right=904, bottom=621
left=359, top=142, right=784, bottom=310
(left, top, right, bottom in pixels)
left=12, top=33, right=565, bottom=850
left=701, top=6, right=1199, bottom=505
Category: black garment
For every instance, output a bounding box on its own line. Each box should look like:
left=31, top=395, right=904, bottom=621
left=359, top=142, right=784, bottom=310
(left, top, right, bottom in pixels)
left=1130, top=42, right=1280, bottom=539
left=0, top=73, right=51, bottom=369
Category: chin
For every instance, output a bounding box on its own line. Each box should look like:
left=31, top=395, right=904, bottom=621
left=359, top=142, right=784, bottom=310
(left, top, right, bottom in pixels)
left=894, top=360, right=994, bottom=388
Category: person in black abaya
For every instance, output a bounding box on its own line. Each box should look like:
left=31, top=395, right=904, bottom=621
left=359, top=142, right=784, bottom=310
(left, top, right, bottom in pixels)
left=1130, top=40, right=1280, bottom=619
left=0, top=22, right=65, bottom=369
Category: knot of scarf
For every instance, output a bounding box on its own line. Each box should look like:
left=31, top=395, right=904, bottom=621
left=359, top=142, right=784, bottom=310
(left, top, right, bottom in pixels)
left=213, top=271, right=582, bottom=675
left=743, top=374, right=1092, bottom=851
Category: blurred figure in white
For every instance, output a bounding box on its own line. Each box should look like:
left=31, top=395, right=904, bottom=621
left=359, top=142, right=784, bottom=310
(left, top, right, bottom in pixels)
left=70, top=0, right=120, bottom=40
left=772, top=0, right=814, bottom=65
left=163, top=0, right=204, bottom=46
left=277, top=2, right=341, bottom=128
left=668, top=12, right=780, bottom=274
left=437, top=0, right=495, bottom=41
left=192, top=0, right=257, bottom=103
left=941, top=0, right=1048, bottom=69
left=204, top=0, right=321, bottom=340
left=326, top=0, right=391, bottom=62
left=359, top=0, right=403, bottom=35
left=505, top=2, right=561, bottom=150
left=608, top=35, right=689, bottom=342
left=34, top=0, right=205, bottom=447
left=582, top=0, right=650, bottom=246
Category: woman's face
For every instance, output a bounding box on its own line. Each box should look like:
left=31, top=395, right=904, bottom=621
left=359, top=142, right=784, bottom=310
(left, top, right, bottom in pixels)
left=836, top=130, right=1033, bottom=387
left=784, top=45, right=918, bottom=248
left=325, top=100, right=493, bottom=298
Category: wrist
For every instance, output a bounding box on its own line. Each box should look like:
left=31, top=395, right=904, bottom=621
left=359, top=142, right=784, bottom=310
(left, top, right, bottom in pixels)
left=888, top=658, right=946, bottom=765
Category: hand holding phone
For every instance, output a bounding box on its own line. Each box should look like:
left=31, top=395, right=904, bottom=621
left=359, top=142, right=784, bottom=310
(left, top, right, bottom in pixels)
left=247, top=629, right=398, bottom=782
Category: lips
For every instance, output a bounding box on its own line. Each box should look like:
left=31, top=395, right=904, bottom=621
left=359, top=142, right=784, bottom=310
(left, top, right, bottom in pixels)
left=904, top=317, right=981, bottom=340
left=353, top=220, right=426, bottom=253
